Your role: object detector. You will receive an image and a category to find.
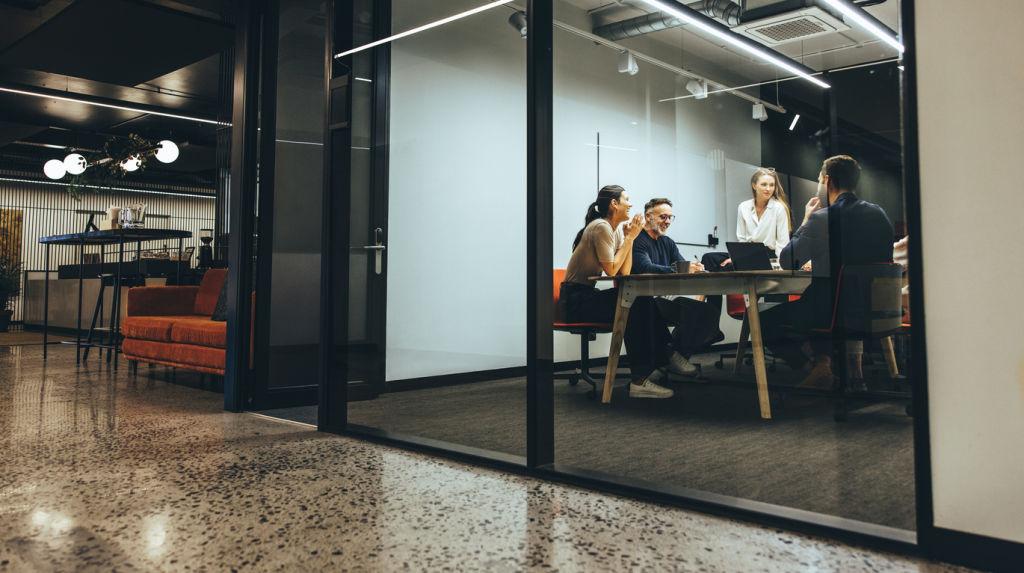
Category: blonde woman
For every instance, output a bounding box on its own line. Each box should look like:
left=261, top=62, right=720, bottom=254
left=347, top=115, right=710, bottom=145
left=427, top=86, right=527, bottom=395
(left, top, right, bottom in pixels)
left=736, top=167, right=793, bottom=257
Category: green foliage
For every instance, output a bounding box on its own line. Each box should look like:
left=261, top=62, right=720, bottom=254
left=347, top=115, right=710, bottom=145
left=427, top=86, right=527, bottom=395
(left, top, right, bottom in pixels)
left=64, top=133, right=156, bottom=200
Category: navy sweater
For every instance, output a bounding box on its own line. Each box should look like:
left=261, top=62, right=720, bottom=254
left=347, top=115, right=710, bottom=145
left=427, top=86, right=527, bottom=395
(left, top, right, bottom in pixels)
left=632, top=231, right=684, bottom=274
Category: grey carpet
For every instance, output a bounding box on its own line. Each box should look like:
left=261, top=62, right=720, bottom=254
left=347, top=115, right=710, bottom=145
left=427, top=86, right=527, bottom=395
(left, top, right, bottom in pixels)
left=263, top=353, right=916, bottom=531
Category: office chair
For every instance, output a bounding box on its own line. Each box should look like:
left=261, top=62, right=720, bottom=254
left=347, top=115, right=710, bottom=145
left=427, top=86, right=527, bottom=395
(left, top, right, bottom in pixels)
left=552, top=268, right=613, bottom=398
left=806, top=263, right=905, bottom=421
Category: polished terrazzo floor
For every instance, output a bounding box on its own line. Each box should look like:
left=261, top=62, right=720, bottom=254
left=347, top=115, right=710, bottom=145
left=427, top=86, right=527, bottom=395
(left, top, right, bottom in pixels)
left=0, top=345, right=969, bottom=572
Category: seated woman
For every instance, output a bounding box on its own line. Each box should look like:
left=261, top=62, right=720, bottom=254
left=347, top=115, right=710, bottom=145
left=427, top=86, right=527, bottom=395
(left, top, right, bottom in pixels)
left=561, top=185, right=695, bottom=399
left=709, top=167, right=793, bottom=270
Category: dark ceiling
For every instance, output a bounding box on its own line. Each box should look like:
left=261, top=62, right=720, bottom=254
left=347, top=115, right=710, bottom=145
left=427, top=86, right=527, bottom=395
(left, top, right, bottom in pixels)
left=0, top=0, right=233, bottom=189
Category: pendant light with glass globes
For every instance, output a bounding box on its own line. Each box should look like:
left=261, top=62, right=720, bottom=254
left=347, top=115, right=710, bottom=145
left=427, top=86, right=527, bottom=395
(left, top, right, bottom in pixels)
left=40, top=138, right=181, bottom=180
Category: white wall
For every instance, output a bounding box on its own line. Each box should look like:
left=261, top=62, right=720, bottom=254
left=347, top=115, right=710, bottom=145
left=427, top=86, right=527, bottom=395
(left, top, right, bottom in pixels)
left=917, top=0, right=1024, bottom=544
left=387, top=1, right=761, bottom=379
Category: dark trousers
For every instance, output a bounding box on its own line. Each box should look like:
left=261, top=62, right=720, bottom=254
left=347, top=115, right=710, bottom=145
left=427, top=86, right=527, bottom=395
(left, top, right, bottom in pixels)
left=759, top=296, right=833, bottom=369
left=655, top=297, right=722, bottom=357
left=561, top=283, right=671, bottom=380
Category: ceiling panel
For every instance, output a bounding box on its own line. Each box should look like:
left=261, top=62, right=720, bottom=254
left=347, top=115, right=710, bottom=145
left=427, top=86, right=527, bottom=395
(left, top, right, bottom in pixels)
left=0, top=0, right=232, bottom=86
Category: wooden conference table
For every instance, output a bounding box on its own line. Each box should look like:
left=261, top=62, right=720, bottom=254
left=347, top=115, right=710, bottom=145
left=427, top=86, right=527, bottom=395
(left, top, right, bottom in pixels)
left=592, top=270, right=812, bottom=420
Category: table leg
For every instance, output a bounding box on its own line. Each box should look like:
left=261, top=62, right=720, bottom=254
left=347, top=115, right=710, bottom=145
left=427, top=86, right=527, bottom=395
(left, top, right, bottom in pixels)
left=601, top=288, right=632, bottom=404
left=76, top=242, right=84, bottom=364
left=176, top=237, right=183, bottom=284
left=733, top=313, right=749, bottom=374
left=42, top=244, right=50, bottom=359
left=113, top=239, right=125, bottom=368
left=744, top=279, right=772, bottom=420
left=881, top=336, right=899, bottom=378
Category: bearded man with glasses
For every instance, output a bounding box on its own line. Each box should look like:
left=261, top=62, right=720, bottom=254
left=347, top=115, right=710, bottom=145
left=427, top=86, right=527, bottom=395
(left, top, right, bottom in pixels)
left=632, top=198, right=725, bottom=377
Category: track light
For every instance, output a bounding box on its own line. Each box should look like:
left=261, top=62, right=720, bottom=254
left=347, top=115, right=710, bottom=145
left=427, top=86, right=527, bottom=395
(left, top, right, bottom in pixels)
left=508, top=11, right=527, bottom=39
left=685, top=79, right=708, bottom=99
left=752, top=103, right=768, bottom=122
left=618, top=51, right=639, bottom=76
left=789, top=114, right=800, bottom=130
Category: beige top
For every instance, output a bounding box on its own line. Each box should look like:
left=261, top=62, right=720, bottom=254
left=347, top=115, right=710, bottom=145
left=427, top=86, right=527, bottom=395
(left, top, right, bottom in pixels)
left=565, top=219, right=624, bottom=287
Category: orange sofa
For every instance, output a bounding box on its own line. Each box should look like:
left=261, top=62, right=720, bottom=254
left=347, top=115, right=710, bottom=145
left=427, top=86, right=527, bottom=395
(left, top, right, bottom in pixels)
left=122, top=269, right=229, bottom=375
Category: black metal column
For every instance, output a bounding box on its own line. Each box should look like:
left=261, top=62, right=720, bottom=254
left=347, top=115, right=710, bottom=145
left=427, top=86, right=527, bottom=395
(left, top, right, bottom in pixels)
left=526, top=0, right=554, bottom=468
left=224, top=0, right=263, bottom=412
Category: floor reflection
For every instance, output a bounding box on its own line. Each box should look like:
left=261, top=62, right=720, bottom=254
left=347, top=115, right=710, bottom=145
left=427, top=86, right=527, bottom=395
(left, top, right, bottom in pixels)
left=0, top=345, right=963, bottom=571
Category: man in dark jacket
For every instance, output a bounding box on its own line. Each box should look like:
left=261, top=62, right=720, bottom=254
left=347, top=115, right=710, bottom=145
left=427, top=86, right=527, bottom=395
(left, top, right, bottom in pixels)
left=633, top=198, right=723, bottom=372
left=762, top=155, right=895, bottom=386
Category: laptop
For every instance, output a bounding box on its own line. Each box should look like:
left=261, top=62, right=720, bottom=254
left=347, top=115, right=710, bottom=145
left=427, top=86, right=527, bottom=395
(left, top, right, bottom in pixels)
left=726, top=242, right=774, bottom=271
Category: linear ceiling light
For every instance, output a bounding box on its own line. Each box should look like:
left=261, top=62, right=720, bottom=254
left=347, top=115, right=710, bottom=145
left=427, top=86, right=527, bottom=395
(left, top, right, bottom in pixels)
left=0, top=86, right=227, bottom=126
left=634, top=0, right=830, bottom=89
left=0, top=176, right=216, bottom=199
left=820, top=0, right=904, bottom=54
left=335, top=0, right=510, bottom=59
left=789, top=114, right=800, bottom=130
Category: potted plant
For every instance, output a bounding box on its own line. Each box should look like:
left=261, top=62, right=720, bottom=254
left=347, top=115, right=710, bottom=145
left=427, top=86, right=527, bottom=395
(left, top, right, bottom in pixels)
left=0, top=254, right=21, bottom=332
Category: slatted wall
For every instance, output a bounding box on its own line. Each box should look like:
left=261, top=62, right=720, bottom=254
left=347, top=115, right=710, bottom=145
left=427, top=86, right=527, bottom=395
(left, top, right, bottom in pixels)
left=0, top=172, right=216, bottom=322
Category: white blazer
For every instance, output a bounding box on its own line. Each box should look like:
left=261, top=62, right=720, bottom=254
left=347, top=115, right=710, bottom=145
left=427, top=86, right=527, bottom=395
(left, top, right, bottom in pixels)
left=736, top=198, right=791, bottom=256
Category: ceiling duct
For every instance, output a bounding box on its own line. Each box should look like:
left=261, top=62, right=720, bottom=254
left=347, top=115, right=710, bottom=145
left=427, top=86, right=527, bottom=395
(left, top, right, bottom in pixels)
left=734, top=0, right=849, bottom=45
left=593, top=0, right=741, bottom=41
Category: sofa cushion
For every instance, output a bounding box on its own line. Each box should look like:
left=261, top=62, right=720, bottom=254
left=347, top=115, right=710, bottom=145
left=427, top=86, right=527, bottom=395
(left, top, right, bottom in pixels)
left=170, top=317, right=227, bottom=348
left=121, top=316, right=186, bottom=342
left=122, top=338, right=226, bottom=372
left=194, top=268, right=228, bottom=316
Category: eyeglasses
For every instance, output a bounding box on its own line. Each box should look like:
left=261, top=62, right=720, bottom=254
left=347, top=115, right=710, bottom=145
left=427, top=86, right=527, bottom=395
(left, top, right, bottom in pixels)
left=656, top=214, right=676, bottom=222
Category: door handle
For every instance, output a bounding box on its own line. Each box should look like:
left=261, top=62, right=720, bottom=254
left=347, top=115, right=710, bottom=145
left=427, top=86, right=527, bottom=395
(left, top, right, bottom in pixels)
left=366, top=227, right=385, bottom=274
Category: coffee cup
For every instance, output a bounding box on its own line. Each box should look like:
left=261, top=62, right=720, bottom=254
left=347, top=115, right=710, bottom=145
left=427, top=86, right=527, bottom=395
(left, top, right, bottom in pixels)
left=673, top=260, right=691, bottom=274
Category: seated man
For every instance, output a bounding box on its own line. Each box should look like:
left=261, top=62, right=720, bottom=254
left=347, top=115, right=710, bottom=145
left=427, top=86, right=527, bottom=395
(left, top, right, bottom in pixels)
left=632, top=198, right=724, bottom=374
left=761, top=155, right=895, bottom=386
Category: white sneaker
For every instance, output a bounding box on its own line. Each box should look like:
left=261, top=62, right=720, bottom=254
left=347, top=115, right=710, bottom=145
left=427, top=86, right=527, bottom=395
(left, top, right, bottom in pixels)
left=629, top=378, right=674, bottom=399
left=667, top=352, right=698, bottom=376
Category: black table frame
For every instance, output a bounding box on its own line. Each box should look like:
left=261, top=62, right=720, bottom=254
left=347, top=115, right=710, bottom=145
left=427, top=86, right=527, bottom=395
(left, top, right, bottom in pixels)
left=38, top=229, right=193, bottom=365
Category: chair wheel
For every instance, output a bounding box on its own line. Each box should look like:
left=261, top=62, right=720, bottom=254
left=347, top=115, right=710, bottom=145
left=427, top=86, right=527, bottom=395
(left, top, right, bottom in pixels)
left=568, top=375, right=579, bottom=386
left=714, top=360, right=724, bottom=369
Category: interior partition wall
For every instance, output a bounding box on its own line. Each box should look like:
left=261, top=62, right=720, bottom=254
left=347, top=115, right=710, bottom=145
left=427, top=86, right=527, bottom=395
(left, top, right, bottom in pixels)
left=305, top=0, right=999, bottom=566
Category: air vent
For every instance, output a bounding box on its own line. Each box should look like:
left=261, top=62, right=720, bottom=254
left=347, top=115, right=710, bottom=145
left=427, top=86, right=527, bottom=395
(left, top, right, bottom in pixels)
left=736, top=6, right=849, bottom=46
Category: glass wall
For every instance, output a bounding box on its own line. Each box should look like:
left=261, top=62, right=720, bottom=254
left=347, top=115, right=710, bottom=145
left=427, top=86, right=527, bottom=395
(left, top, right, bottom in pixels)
left=339, top=0, right=528, bottom=458
left=253, top=0, right=326, bottom=408
left=316, top=0, right=918, bottom=540
left=550, top=0, right=914, bottom=532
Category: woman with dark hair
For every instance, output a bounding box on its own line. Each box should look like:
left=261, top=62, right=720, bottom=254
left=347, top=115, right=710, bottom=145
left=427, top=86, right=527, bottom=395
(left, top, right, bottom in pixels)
left=561, top=185, right=692, bottom=399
